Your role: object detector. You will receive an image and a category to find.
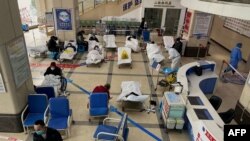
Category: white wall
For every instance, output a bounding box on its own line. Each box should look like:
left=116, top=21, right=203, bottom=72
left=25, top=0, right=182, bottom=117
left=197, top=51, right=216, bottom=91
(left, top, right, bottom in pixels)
left=239, top=72, right=250, bottom=112
left=181, top=0, right=250, bottom=20
left=119, top=6, right=142, bottom=21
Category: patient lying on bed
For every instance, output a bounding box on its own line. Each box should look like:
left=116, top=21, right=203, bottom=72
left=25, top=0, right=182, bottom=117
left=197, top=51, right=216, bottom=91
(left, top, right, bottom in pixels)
left=125, top=36, right=140, bottom=52
left=60, top=42, right=77, bottom=60
left=146, top=41, right=165, bottom=63
left=86, top=45, right=104, bottom=65
left=117, top=81, right=148, bottom=102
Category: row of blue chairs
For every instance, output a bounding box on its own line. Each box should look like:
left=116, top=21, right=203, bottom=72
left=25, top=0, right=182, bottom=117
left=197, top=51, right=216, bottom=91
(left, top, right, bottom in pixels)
left=21, top=87, right=129, bottom=140
left=21, top=87, right=72, bottom=138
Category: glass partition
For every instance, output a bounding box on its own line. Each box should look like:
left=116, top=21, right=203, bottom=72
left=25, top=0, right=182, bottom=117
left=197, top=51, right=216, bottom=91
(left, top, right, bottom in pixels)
left=144, top=8, right=163, bottom=28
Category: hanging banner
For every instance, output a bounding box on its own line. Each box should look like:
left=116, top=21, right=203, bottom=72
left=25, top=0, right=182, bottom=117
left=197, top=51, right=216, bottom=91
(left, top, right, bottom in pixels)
left=54, top=8, right=72, bottom=30
left=0, top=73, right=6, bottom=93
left=6, top=37, right=30, bottom=88
left=193, top=13, right=212, bottom=37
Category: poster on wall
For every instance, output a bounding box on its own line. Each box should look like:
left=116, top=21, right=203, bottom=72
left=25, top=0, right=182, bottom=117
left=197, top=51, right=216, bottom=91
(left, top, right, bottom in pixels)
left=54, top=8, right=72, bottom=30
left=224, top=17, right=250, bottom=38
left=6, top=37, right=30, bottom=88
left=0, top=73, right=6, bottom=93
left=184, top=11, right=192, bottom=34
left=193, top=13, right=212, bottom=37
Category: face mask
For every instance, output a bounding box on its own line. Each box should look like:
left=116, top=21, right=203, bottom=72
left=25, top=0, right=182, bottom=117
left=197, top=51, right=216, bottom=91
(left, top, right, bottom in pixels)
left=36, top=130, right=45, bottom=136
left=51, top=67, right=55, bottom=70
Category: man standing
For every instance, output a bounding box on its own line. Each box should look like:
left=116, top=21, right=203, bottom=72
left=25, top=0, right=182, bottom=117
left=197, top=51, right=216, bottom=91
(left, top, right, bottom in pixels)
left=33, top=120, right=62, bottom=141
left=224, top=43, right=242, bottom=74
left=172, top=37, right=183, bottom=55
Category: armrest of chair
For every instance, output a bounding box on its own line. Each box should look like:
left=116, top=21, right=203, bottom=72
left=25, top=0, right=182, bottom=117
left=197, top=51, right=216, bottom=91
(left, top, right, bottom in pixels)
left=21, top=105, right=28, bottom=124
left=67, top=110, right=73, bottom=127
left=97, top=132, right=124, bottom=141
left=44, top=106, right=49, bottom=124
left=103, top=118, right=121, bottom=125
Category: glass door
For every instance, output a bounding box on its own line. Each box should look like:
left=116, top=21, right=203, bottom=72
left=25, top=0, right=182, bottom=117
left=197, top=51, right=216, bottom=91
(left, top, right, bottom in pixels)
left=164, top=9, right=181, bottom=36
left=144, top=8, right=163, bottom=28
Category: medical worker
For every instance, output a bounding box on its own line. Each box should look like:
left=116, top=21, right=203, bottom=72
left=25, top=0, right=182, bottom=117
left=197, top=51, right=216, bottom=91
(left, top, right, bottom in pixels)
left=224, top=43, right=242, bottom=74
left=168, top=47, right=181, bottom=70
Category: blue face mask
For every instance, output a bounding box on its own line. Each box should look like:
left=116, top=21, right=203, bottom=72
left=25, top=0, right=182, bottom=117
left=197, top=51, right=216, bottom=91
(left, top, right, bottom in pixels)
left=36, top=130, right=45, bottom=136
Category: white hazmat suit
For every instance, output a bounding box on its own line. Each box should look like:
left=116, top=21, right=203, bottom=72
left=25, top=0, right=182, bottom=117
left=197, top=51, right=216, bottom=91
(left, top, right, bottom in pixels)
left=168, top=48, right=181, bottom=69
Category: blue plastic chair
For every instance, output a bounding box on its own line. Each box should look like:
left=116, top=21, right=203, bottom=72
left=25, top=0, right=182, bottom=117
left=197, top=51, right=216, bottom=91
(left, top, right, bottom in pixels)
left=89, top=93, right=109, bottom=121
left=47, top=98, right=72, bottom=137
left=21, top=94, right=48, bottom=133
left=93, top=113, right=129, bottom=141
left=35, top=86, right=56, bottom=99
left=142, top=30, right=150, bottom=42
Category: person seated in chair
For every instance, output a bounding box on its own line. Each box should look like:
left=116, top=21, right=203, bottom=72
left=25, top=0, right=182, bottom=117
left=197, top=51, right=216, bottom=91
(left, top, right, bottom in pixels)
left=33, top=120, right=62, bottom=141
left=89, top=34, right=99, bottom=42
left=77, top=30, right=89, bottom=50
left=44, top=62, right=62, bottom=76
left=87, top=83, right=112, bottom=108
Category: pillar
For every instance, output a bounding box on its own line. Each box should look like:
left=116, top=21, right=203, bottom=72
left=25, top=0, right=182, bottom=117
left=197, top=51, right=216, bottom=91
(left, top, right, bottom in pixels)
left=0, top=0, right=34, bottom=132
left=182, top=9, right=214, bottom=57
left=50, top=0, right=79, bottom=41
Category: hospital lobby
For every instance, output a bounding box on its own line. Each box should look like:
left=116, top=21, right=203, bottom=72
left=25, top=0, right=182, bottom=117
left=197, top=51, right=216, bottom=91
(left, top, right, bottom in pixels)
left=0, top=0, right=250, bottom=141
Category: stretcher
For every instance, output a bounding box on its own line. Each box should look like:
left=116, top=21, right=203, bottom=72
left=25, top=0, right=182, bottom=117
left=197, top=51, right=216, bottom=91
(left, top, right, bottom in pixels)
left=28, top=45, right=48, bottom=58
left=146, top=43, right=165, bottom=63
left=59, top=41, right=78, bottom=62
left=116, top=81, right=149, bottom=111
left=125, top=36, right=140, bottom=52
left=103, top=34, right=117, bottom=49
left=88, top=40, right=102, bottom=52
left=86, top=48, right=104, bottom=67
left=117, top=47, right=132, bottom=69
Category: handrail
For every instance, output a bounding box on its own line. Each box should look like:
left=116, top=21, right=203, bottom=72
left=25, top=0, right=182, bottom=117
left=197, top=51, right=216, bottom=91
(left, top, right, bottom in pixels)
left=219, top=60, right=247, bottom=81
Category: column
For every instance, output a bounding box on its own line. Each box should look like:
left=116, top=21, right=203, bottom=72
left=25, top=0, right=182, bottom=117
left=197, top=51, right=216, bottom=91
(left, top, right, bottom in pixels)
left=0, top=0, right=34, bottom=132
left=49, top=0, right=80, bottom=41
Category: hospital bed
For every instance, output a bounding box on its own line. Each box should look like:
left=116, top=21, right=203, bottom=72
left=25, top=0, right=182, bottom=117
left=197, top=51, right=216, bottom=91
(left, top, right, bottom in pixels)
left=146, top=43, right=165, bottom=63
left=125, top=36, right=140, bottom=52
left=117, top=47, right=132, bottom=69
left=28, top=45, right=48, bottom=58
left=103, top=34, right=117, bottom=49
left=116, top=81, right=149, bottom=111
left=59, top=41, right=78, bottom=62
left=88, top=40, right=102, bottom=52
left=86, top=47, right=104, bottom=67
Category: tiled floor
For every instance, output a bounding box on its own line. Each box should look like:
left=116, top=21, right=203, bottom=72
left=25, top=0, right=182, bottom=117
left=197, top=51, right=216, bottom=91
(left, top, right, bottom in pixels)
left=0, top=29, right=247, bottom=141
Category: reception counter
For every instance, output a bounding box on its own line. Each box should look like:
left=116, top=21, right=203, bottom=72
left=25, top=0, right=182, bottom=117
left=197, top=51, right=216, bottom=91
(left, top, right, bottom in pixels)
left=177, top=61, right=224, bottom=141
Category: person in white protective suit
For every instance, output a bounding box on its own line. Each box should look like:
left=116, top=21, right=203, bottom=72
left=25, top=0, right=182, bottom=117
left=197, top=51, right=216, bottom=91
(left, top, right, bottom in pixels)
left=168, top=47, right=181, bottom=69
left=125, top=36, right=140, bottom=52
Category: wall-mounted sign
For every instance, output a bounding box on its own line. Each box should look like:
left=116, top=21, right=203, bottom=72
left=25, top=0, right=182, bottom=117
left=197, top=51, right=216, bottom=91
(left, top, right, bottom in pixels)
left=193, top=13, right=212, bottom=37
left=135, top=0, right=142, bottom=6
left=54, top=8, right=72, bottom=30
left=184, top=11, right=192, bottom=34
left=6, top=37, right=30, bottom=88
left=0, top=73, right=6, bottom=93
left=154, top=0, right=174, bottom=7
left=123, top=1, right=133, bottom=11
left=224, top=17, right=250, bottom=38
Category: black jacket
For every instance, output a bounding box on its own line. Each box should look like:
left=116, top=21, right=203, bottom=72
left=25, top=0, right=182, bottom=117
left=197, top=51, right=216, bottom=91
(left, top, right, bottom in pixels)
left=44, top=66, right=62, bottom=76
left=33, top=127, right=63, bottom=141
left=47, top=39, right=59, bottom=52
left=172, top=41, right=183, bottom=55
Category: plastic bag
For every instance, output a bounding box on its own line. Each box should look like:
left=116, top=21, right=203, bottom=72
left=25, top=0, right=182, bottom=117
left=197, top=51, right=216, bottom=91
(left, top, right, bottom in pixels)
left=121, top=50, right=128, bottom=59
